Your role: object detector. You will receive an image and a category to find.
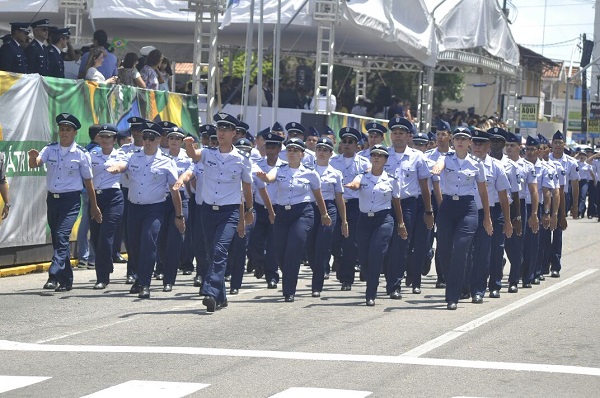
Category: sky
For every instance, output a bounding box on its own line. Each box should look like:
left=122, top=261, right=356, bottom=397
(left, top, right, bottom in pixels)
left=508, top=0, right=597, bottom=63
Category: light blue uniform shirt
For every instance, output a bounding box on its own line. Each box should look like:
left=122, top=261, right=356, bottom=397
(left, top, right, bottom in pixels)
left=546, top=158, right=566, bottom=187
left=329, top=153, right=371, bottom=200
left=514, top=157, right=536, bottom=202
left=315, top=164, right=344, bottom=201
left=425, top=147, right=449, bottom=162
left=353, top=171, right=401, bottom=213
left=279, top=147, right=316, bottom=168
left=474, top=155, right=511, bottom=209
left=255, top=157, right=285, bottom=206
left=90, top=148, right=124, bottom=190
left=439, top=152, right=486, bottom=197
left=549, top=153, right=580, bottom=193
left=124, top=150, right=178, bottom=205
left=384, top=146, right=431, bottom=199
left=527, top=158, right=554, bottom=205
left=500, top=155, right=521, bottom=196
left=578, top=161, right=594, bottom=180
left=118, top=143, right=142, bottom=188
left=168, top=149, right=193, bottom=195
left=188, top=161, right=205, bottom=205
left=272, top=163, right=321, bottom=206
left=39, top=141, right=93, bottom=193
left=199, top=146, right=253, bottom=206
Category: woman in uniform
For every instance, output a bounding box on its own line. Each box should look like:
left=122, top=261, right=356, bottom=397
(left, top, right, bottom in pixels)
left=432, top=127, right=492, bottom=310
left=305, top=137, right=348, bottom=297
left=89, top=124, right=124, bottom=289
left=345, top=144, right=407, bottom=306
left=256, top=138, right=331, bottom=302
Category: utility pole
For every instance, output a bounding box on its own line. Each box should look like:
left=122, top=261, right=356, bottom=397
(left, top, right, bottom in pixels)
left=581, top=34, right=594, bottom=143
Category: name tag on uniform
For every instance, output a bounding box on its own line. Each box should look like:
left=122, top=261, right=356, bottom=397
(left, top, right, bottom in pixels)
left=284, top=205, right=292, bottom=210
left=368, top=212, right=375, bottom=217
left=452, top=195, right=459, bottom=200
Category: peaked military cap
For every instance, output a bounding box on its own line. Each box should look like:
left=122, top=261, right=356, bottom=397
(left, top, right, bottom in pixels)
left=56, top=113, right=81, bottom=130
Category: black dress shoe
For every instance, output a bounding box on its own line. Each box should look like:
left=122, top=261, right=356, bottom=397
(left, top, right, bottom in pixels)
left=460, top=292, right=471, bottom=300
left=163, top=284, right=173, bottom=292
left=390, top=289, right=402, bottom=300
left=489, top=290, right=501, bottom=298
left=93, top=282, right=107, bottom=290
left=341, top=283, right=352, bottom=291
left=532, top=278, right=541, bottom=285
left=284, top=295, right=295, bottom=302
left=129, top=283, right=141, bottom=294
left=126, top=275, right=136, bottom=285
left=422, top=258, right=432, bottom=276
left=522, top=282, right=532, bottom=289
left=366, top=298, right=375, bottom=307
left=43, top=279, right=58, bottom=290
left=472, top=294, right=483, bottom=304
left=203, top=296, right=217, bottom=312
left=312, top=291, right=321, bottom=298
left=193, top=275, right=203, bottom=287
left=435, top=280, right=446, bottom=289
left=254, top=266, right=264, bottom=279
left=412, top=287, right=421, bottom=294
left=113, top=254, right=127, bottom=263
left=217, top=299, right=228, bottom=309
left=138, top=286, right=150, bottom=298
left=155, top=273, right=164, bottom=280
left=404, top=276, right=412, bottom=287
left=267, top=279, right=277, bottom=289
left=447, top=302, right=457, bottom=310
left=551, top=270, right=560, bottom=278
left=54, top=284, right=72, bottom=292
left=538, top=275, right=545, bottom=281
left=182, top=270, right=192, bottom=276
left=324, top=273, right=330, bottom=280
left=508, top=284, right=518, bottom=293
left=229, top=288, right=239, bottom=295
left=224, top=274, right=231, bottom=282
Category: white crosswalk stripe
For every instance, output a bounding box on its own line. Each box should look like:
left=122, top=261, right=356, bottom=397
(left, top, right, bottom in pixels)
left=269, top=387, right=372, bottom=398
left=0, top=375, right=51, bottom=394
left=79, top=380, right=210, bottom=398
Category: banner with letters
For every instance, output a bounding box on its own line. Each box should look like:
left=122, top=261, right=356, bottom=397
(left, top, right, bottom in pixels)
left=0, top=71, right=198, bottom=248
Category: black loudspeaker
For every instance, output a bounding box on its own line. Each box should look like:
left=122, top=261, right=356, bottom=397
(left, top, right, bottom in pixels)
left=301, top=113, right=328, bottom=133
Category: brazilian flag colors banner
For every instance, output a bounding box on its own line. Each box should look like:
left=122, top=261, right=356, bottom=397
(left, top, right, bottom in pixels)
left=0, top=71, right=198, bottom=248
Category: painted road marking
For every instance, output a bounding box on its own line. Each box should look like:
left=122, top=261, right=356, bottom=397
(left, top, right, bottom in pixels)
left=0, top=375, right=51, bottom=394
left=0, top=339, right=598, bottom=377
left=270, top=387, right=372, bottom=397
left=79, top=380, right=210, bottom=398
left=401, top=269, right=598, bottom=358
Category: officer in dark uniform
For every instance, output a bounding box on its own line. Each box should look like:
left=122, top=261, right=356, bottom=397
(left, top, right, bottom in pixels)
left=28, top=113, right=102, bottom=291
left=89, top=124, right=124, bottom=289
left=0, top=22, right=30, bottom=74
left=47, top=27, right=70, bottom=78
left=106, top=121, right=185, bottom=299
left=25, top=19, right=51, bottom=76
left=179, top=113, right=254, bottom=312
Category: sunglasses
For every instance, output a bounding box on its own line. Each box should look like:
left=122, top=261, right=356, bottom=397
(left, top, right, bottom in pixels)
left=142, top=134, right=157, bottom=141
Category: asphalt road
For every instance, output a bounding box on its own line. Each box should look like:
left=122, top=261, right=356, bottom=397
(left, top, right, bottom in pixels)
left=1, top=218, right=599, bottom=397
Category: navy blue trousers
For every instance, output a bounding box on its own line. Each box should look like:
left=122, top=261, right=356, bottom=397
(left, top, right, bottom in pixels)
left=538, top=222, right=552, bottom=276
left=305, top=200, right=338, bottom=293
left=384, top=197, right=417, bottom=294
left=336, top=199, right=359, bottom=285
left=436, top=195, right=477, bottom=304
left=273, top=202, right=314, bottom=296
left=357, top=209, right=394, bottom=300
left=578, top=180, right=589, bottom=216
left=201, top=203, right=239, bottom=302
left=407, top=195, right=430, bottom=288
left=549, top=226, right=563, bottom=272
left=47, top=191, right=81, bottom=287
left=157, top=194, right=189, bottom=285
left=90, top=188, right=124, bottom=284
left=227, top=211, right=255, bottom=290
left=522, top=203, right=540, bottom=284
left=127, top=202, right=164, bottom=287
left=247, top=203, right=278, bottom=282
left=180, top=192, right=196, bottom=273
left=506, top=199, right=527, bottom=285
left=193, top=203, right=209, bottom=281
left=487, top=203, right=506, bottom=292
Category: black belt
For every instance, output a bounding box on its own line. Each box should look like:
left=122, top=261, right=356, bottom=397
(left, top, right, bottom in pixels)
left=95, top=188, right=120, bottom=195
left=48, top=191, right=80, bottom=199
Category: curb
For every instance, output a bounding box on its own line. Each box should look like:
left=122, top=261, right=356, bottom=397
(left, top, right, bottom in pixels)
left=0, top=254, right=128, bottom=278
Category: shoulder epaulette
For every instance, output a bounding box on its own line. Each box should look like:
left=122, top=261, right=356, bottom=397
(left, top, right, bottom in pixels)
left=46, top=142, right=58, bottom=147
left=76, top=144, right=87, bottom=152
left=133, top=149, right=142, bottom=153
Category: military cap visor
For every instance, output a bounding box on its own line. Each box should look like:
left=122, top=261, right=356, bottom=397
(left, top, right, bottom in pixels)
left=452, top=127, right=471, bottom=138
left=98, top=124, right=118, bottom=136
left=370, top=145, right=389, bottom=157
left=286, top=138, right=306, bottom=151
left=56, top=113, right=81, bottom=130
left=141, top=122, right=163, bottom=136
left=213, top=112, right=239, bottom=127
left=167, top=127, right=186, bottom=138
left=316, top=137, right=334, bottom=150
